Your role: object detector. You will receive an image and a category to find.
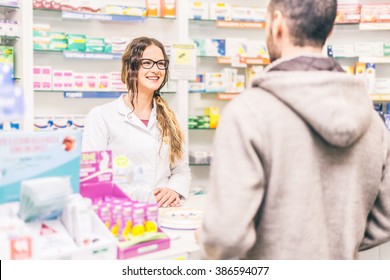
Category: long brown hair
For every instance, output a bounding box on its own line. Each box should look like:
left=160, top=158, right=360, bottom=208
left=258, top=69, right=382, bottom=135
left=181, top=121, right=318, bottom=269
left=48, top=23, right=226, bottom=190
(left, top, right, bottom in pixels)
left=121, top=37, right=184, bottom=165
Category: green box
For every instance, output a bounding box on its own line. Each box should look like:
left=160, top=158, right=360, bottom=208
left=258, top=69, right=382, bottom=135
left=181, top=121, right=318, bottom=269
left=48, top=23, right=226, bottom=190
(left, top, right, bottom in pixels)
left=67, top=34, right=87, bottom=52
left=50, top=32, right=67, bottom=40
left=50, top=39, right=68, bottom=51
left=86, top=37, right=105, bottom=53
left=33, top=43, right=51, bottom=50
left=33, top=30, right=50, bottom=37
left=384, top=43, right=390, bottom=57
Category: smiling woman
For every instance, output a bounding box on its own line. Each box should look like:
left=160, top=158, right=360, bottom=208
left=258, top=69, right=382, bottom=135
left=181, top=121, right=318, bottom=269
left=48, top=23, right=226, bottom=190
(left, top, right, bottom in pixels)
left=82, top=37, right=191, bottom=208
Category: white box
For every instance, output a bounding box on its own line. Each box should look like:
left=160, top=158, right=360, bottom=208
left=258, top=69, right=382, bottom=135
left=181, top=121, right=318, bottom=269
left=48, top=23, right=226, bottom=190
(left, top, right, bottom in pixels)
left=205, top=72, right=225, bottom=92
left=209, top=3, right=231, bottom=21
left=354, top=42, right=384, bottom=57
left=189, top=1, right=209, bottom=20
left=374, top=78, right=390, bottom=94
left=329, top=44, right=355, bottom=58
left=34, top=115, right=54, bottom=131
left=112, top=37, right=131, bottom=53
left=226, top=38, right=247, bottom=57
left=72, top=115, right=86, bottom=130
left=53, top=115, right=73, bottom=130
left=231, top=5, right=253, bottom=22
left=251, top=7, right=267, bottom=22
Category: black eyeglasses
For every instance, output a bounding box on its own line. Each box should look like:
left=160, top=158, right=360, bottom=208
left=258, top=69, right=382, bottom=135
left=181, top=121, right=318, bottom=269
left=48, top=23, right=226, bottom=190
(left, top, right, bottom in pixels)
left=140, top=58, right=169, bottom=70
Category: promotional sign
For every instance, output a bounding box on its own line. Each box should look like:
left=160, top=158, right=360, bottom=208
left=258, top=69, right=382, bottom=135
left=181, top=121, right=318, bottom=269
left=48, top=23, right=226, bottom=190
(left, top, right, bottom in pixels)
left=0, top=130, right=82, bottom=204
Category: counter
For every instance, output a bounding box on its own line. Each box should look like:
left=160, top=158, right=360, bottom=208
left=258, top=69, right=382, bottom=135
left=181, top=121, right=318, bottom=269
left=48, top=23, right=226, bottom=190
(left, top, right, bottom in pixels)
left=132, top=194, right=206, bottom=260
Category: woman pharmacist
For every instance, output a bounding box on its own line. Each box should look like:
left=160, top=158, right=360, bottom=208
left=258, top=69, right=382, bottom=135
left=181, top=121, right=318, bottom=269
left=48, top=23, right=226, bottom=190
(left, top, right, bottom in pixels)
left=82, top=37, right=191, bottom=208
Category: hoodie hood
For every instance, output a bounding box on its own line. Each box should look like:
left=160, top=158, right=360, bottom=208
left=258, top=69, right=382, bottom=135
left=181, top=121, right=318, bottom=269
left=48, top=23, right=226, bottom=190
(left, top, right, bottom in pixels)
left=252, top=56, right=373, bottom=148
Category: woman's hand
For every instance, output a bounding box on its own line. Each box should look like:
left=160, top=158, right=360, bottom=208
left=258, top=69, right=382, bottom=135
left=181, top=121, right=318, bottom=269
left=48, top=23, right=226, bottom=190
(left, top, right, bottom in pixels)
left=153, top=188, right=181, bottom=207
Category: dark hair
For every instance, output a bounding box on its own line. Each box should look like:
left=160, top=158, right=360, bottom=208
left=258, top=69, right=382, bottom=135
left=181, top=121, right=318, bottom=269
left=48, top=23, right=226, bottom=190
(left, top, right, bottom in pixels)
left=121, top=37, right=184, bottom=165
left=269, top=0, right=337, bottom=47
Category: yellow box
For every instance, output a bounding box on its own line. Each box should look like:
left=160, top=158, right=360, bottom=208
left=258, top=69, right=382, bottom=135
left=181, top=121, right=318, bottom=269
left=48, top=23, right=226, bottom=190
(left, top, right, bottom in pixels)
left=204, top=107, right=220, bottom=129
left=355, top=62, right=366, bottom=76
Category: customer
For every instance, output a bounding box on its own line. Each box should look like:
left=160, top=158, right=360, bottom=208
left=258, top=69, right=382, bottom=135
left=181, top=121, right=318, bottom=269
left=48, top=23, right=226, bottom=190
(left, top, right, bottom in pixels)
left=199, top=0, right=390, bottom=259
left=82, top=37, right=190, bottom=207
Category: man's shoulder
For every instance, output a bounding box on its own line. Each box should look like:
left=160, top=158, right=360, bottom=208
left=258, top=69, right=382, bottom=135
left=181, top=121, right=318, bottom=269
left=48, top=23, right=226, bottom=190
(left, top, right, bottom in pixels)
left=226, top=87, right=279, bottom=114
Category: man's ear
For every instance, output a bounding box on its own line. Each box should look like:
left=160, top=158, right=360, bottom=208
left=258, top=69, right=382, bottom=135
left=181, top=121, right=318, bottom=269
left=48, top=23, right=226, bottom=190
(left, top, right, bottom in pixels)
left=271, top=10, right=284, bottom=41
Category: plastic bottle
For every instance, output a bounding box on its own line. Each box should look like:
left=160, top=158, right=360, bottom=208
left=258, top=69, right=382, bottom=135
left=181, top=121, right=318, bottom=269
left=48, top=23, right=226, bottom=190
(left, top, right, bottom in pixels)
left=128, top=165, right=156, bottom=204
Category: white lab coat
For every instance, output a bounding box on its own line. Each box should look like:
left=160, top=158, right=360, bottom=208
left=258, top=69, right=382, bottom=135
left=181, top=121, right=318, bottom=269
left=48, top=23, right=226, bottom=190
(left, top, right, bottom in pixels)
left=82, top=95, right=191, bottom=198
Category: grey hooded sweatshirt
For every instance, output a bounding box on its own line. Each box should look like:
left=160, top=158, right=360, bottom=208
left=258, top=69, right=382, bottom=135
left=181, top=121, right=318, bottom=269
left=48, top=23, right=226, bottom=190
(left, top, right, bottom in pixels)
left=200, top=56, right=390, bottom=259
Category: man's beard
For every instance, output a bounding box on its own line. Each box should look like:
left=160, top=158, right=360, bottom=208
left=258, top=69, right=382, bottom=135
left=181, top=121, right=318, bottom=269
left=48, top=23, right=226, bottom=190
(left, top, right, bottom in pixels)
left=266, top=27, right=281, bottom=63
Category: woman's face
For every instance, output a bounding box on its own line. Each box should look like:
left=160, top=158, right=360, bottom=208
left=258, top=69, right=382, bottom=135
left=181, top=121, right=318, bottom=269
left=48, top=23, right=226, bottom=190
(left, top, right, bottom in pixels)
left=137, top=44, right=167, bottom=95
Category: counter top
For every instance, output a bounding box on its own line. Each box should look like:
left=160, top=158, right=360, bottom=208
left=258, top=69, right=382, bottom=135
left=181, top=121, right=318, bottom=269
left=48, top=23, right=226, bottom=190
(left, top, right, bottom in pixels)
left=131, top=194, right=206, bottom=260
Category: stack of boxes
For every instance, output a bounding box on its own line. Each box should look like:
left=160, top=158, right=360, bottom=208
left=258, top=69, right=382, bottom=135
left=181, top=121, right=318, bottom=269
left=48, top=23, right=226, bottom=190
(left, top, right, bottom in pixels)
left=34, top=115, right=86, bottom=131
left=189, top=68, right=245, bottom=93
left=328, top=42, right=390, bottom=94
left=189, top=1, right=266, bottom=22
left=33, top=67, right=126, bottom=92
left=188, top=106, right=220, bottom=129
left=32, top=0, right=176, bottom=18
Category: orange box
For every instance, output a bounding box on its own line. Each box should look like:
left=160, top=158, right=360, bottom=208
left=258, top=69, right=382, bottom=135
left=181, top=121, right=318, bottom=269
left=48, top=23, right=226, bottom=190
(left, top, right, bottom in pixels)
left=336, top=4, right=361, bottom=24
left=147, top=0, right=160, bottom=17
left=161, top=0, right=176, bottom=18
left=361, top=4, right=390, bottom=23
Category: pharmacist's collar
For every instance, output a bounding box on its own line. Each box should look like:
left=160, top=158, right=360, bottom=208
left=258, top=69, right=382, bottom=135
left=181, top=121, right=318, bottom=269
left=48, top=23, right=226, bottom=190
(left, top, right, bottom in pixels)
left=117, top=94, right=157, bottom=119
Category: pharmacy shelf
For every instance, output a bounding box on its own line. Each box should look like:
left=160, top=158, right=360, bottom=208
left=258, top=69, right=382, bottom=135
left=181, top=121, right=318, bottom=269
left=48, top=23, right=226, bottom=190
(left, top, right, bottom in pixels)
left=189, top=19, right=266, bottom=29
left=359, top=23, right=390, bottom=31
left=335, top=22, right=359, bottom=26
left=359, top=57, right=390, bottom=63
left=34, top=90, right=176, bottom=99
left=369, top=94, right=390, bottom=101
left=63, top=91, right=124, bottom=99
left=63, top=51, right=122, bottom=60
left=332, top=56, right=359, bottom=59
left=189, top=92, right=240, bottom=101
left=33, top=8, right=176, bottom=22
left=198, top=56, right=270, bottom=65
left=61, top=11, right=145, bottom=22
left=33, top=49, right=122, bottom=60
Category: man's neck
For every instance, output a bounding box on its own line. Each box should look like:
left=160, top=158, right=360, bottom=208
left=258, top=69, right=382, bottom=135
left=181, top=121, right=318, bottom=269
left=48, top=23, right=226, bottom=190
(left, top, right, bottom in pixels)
left=281, top=45, right=323, bottom=59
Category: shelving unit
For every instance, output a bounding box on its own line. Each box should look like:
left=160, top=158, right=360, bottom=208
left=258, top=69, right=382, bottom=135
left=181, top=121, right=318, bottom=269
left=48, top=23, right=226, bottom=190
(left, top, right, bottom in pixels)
left=187, top=0, right=268, bottom=191
left=31, top=1, right=189, bottom=129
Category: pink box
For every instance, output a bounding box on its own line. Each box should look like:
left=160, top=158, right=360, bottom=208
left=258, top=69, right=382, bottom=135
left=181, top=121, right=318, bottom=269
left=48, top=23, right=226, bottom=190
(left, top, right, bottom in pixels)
left=33, top=67, right=41, bottom=89
left=41, top=66, right=52, bottom=90
left=80, top=151, right=113, bottom=185
left=52, top=70, right=63, bottom=90
left=117, top=230, right=170, bottom=259
left=80, top=182, right=171, bottom=259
